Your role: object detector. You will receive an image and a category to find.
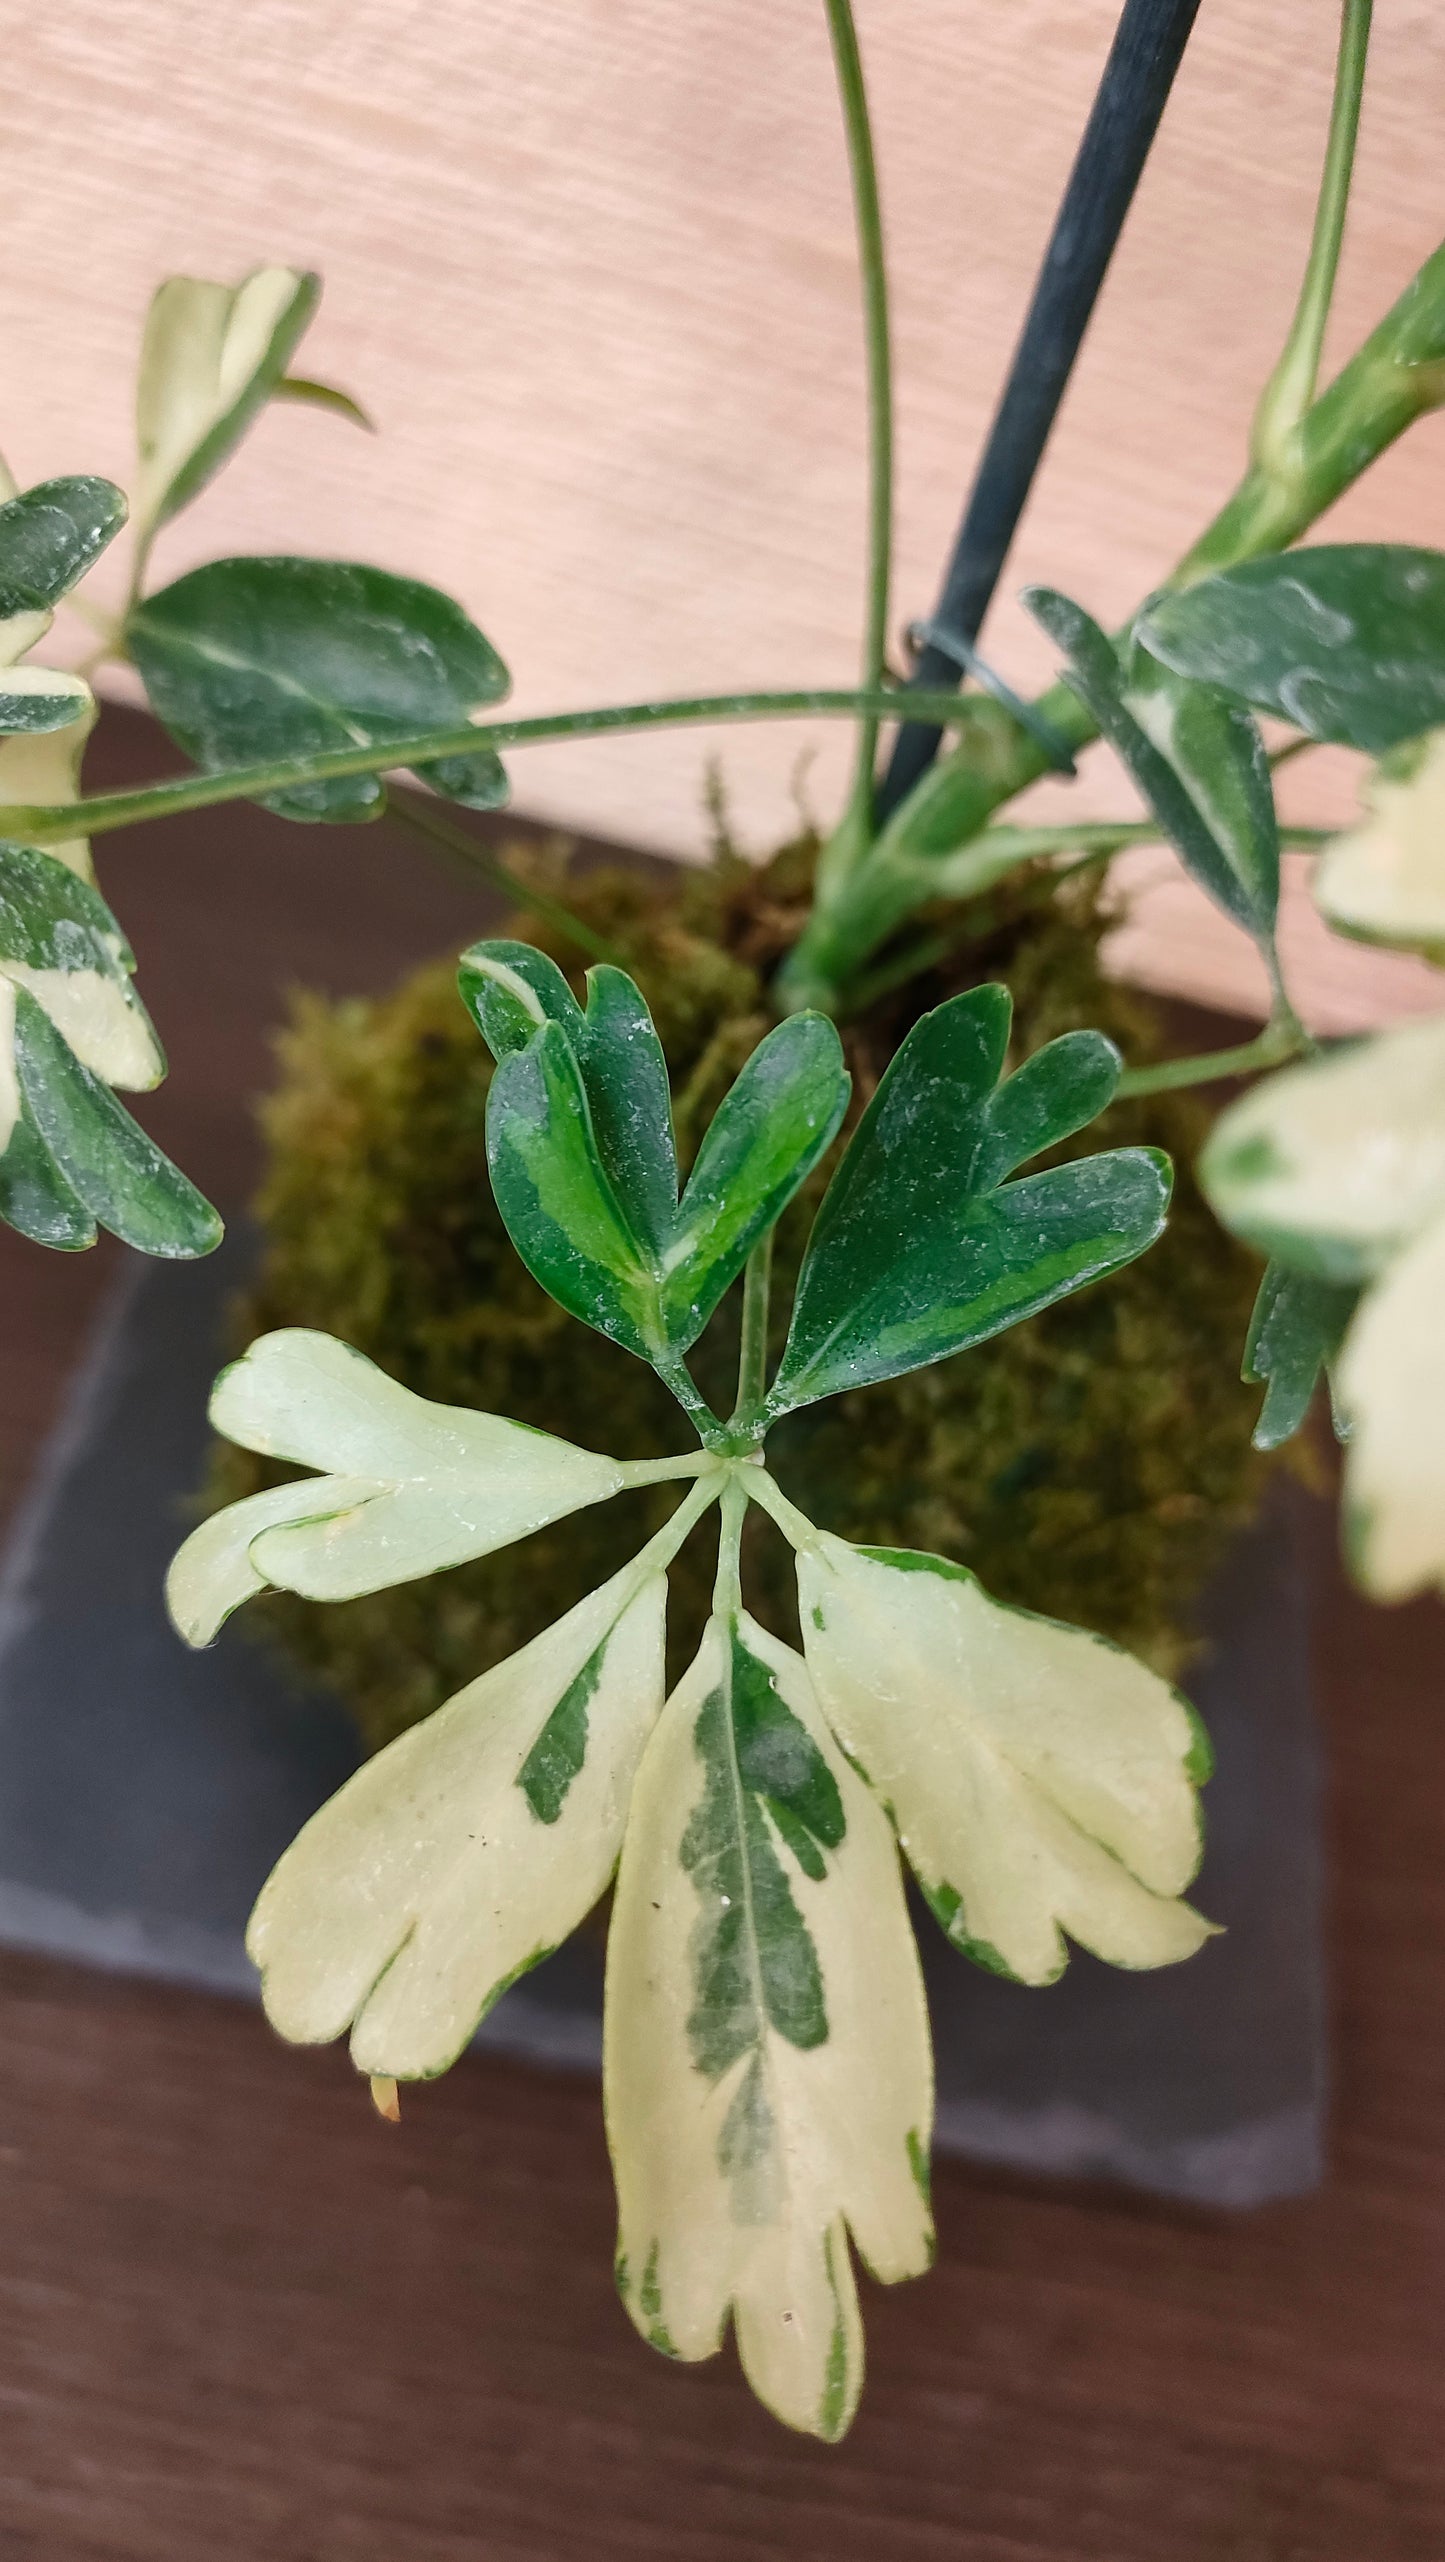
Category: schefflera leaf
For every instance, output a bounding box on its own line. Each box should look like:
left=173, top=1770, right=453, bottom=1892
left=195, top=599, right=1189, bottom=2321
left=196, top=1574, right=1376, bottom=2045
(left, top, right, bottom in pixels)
left=465, top=942, right=850, bottom=1366
left=249, top=1550, right=672, bottom=2077
left=1242, top=1260, right=1358, bottom=1452
left=762, top=983, right=1168, bottom=1419
left=0, top=693, right=98, bottom=880
left=0, top=473, right=129, bottom=667
left=0, top=841, right=164, bottom=1088
left=167, top=1326, right=630, bottom=1641
left=1138, top=546, right=1445, bottom=756
left=1025, top=585, right=1279, bottom=953
left=795, top=1534, right=1215, bottom=1987
left=1335, top=1209, right=1445, bottom=1602
left=1313, top=727, right=1445, bottom=961
left=1200, top=1015, right=1445, bottom=1282
left=128, top=557, right=512, bottom=823
left=605, top=1612, right=933, bottom=2443
left=133, top=267, right=321, bottom=538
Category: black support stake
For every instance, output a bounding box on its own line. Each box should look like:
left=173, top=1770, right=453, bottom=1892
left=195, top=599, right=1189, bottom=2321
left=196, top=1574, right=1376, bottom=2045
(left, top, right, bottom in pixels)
left=877, top=0, right=1203, bottom=821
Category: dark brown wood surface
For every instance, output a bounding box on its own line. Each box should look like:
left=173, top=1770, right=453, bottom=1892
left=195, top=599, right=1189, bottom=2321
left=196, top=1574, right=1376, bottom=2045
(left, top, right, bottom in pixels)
left=0, top=716, right=1442, bottom=2560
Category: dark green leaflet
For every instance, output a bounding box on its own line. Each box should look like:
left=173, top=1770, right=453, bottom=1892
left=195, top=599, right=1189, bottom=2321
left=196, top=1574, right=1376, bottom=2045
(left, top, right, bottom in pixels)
left=420, top=748, right=511, bottom=811
left=517, top=1640, right=607, bottom=1824
left=129, top=556, right=511, bottom=823
left=1025, top=587, right=1278, bottom=946
left=469, top=946, right=848, bottom=1367
left=682, top=1627, right=843, bottom=2100
left=1243, top=1260, right=1359, bottom=1451
left=0, top=840, right=143, bottom=989
left=766, top=985, right=1170, bottom=1418
left=11, top=990, right=221, bottom=1258
left=0, top=477, right=128, bottom=620
left=0, top=679, right=91, bottom=736
left=0, top=1098, right=94, bottom=1250
left=1138, top=546, right=1445, bottom=755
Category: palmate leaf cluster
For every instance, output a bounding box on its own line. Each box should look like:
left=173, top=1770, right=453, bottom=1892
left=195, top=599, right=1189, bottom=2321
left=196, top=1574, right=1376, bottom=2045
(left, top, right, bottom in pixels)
left=170, top=944, right=1216, bottom=2439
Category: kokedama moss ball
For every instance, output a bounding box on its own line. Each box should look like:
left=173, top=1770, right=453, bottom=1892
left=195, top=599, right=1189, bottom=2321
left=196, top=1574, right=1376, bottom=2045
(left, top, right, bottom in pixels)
left=212, top=836, right=1271, bottom=1754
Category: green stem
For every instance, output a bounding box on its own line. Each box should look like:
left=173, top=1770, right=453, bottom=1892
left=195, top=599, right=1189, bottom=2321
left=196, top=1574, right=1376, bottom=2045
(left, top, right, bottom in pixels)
left=728, top=1230, right=775, bottom=1440
left=779, top=228, right=1445, bottom=1015
left=1113, top=1017, right=1310, bottom=1099
left=712, top=1477, right=748, bottom=1618
left=0, top=684, right=976, bottom=848
left=825, top=0, right=893, bottom=859
left=384, top=785, right=626, bottom=965
left=1251, top=0, right=1373, bottom=471
left=655, top=1355, right=730, bottom=1452
left=746, top=1465, right=821, bottom=1554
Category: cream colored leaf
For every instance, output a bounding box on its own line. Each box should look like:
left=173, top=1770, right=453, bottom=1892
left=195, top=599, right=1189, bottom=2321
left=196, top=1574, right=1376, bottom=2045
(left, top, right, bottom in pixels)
left=1314, top=730, right=1445, bottom=961
left=135, top=266, right=318, bottom=537
left=0, top=665, right=92, bottom=731
left=1336, top=1210, right=1445, bottom=1602
left=249, top=1555, right=669, bottom=2077
left=0, top=608, right=51, bottom=671
left=188, top=1327, right=629, bottom=1605
left=165, top=1473, right=385, bottom=1645
left=605, top=1613, right=932, bottom=2442
left=797, top=1534, right=1213, bottom=1989
left=0, top=688, right=97, bottom=878
left=1200, top=1013, right=1445, bottom=1283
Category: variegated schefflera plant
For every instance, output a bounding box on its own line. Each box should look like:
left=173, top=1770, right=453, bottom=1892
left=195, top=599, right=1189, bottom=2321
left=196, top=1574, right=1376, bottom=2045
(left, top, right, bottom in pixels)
left=1135, top=543, right=1445, bottom=1602
left=167, top=940, right=1219, bottom=2439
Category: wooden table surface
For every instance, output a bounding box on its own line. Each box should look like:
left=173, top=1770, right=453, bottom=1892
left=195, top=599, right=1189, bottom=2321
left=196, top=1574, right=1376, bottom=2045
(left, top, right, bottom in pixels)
left=0, top=716, right=1442, bottom=2559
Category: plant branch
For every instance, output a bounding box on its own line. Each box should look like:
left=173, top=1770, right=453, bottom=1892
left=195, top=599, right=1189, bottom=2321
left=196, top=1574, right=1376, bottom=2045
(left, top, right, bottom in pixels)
left=0, top=684, right=977, bottom=848
left=384, top=785, right=626, bottom=965
left=1251, top=0, right=1373, bottom=471
left=1113, top=1014, right=1310, bottom=1099
left=825, top=0, right=893, bottom=860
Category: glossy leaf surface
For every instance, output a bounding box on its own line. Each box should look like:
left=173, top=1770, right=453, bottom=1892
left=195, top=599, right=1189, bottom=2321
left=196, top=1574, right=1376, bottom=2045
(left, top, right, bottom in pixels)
left=796, top=1535, right=1214, bottom=1987
left=1026, top=586, right=1277, bottom=944
left=0, top=840, right=163, bottom=1088
left=1243, top=1261, right=1358, bottom=1451
left=0, top=666, right=95, bottom=736
left=478, top=953, right=848, bottom=1366
left=134, top=268, right=320, bottom=536
left=764, top=985, right=1168, bottom=1418
left=1336, top=1210, right=1445, bottom=1602
left=0, top=476, right=128, bottom=647
left=9, top=984, right=219, bottom=1259
left=1138, top=547, right=1445, bottom=754
left=129, top=556, right=511, bottom=822
left=250, top=1557, right=668, bottom=2076
left=167, top=1327, right=626, bottom=1636
left=605, top=1612, right=932, bottom=2440
left=1200, top=1016, right=1445, bottom=1281
left=1314, top=728, right=1445, bottom=960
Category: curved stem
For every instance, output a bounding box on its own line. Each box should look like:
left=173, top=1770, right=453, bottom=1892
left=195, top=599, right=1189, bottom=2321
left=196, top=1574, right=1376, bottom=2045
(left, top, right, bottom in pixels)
left=0, top=684, right=976, bottom=848
left=712, top=1477, right=748, bottom=1618
left=1113, top=1017, right=1310, bottom=1099
left=655, top=1354, right=730, bottom=1452
left=385, top=785, right=626, bottom=965
left=1252, top=0, right=1373, bottom=470
left=825, top=0, right=893, bottom=855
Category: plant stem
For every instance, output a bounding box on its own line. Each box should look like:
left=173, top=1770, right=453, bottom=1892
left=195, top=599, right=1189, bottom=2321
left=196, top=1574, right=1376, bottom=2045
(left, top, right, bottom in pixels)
left=0, top=684, right=976, bottom=848
left=1251, top=0, right=1373, bottom=471
left=778, top=227, right=1445, bottom=1015
left=729, top=1231, right=775, bottom=1439
left=384, top=785, right=626, bottom=965
left=824, top=0, right=893, bottom=863
left=1113, top=1015, right=1309, bottom=1099
left=655, top=1355, right=730, bottom=1452
left=712, top=1477, right=748, bottom=1618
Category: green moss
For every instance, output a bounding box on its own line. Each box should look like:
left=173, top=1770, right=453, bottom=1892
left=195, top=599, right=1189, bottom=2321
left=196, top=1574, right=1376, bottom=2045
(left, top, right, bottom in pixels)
left=211, top=837, right=1271, bottom=1754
